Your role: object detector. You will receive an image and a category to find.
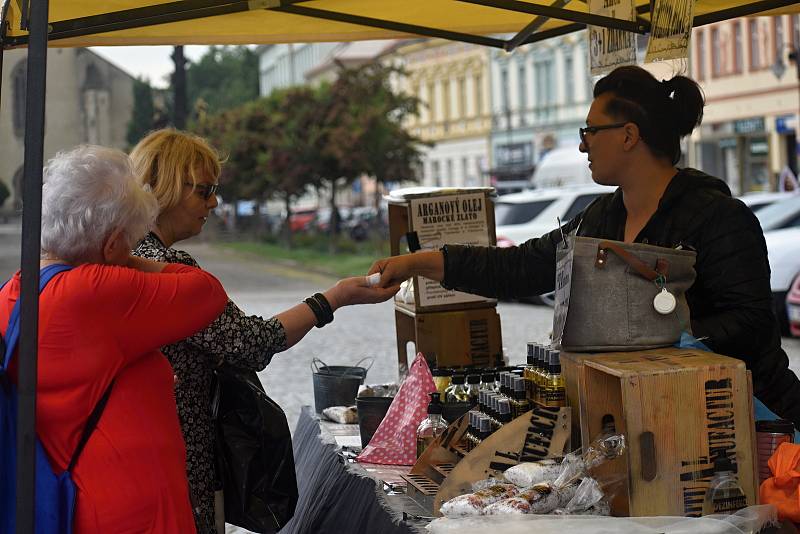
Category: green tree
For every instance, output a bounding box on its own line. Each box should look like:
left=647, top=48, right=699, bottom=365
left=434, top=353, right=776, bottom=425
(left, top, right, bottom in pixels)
left=126, top=77, right=154, bottom=148
left=186, top=46, right=259, bottom=118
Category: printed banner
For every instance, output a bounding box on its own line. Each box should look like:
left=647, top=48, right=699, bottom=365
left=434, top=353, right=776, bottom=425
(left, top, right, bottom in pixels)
left=588, top=0, right=637, bottom=76
left=409, top=192, right=492, bottom=307
left=552, top=233, right=576, bottom=348
left=645, top=0, right=695, bottom=63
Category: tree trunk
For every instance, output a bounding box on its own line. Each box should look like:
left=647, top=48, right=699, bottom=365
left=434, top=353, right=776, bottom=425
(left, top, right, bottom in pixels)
left=171, top=46, right=187, bottom=129
left=283, top=195, right=293, bottom=249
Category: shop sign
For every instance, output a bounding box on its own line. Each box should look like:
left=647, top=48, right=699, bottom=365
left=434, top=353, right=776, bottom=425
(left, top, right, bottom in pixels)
left=749, top=138, right=769, bottom=157
left=588, top=0, right=637, bottom=76
left=496, top=142, right=533, bottom=167
left=718, top=138, right=738, bottom=150
left=645, top=0, right=695, bottom=63
left=410, top=192, right=492, bottom=307
left=776, top=114, right=797, bottom=134
left=733, top=117, right=765, bottom=134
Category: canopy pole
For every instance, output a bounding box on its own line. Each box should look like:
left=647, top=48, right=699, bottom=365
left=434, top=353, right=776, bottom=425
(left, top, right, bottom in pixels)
left=0, top=0, right=10, bottom=107
left=17, top=0, right=49, bottom=532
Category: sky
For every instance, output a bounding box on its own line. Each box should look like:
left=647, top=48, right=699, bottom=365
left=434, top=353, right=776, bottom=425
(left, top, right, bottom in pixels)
left=90, top=45, right=210, bottom=88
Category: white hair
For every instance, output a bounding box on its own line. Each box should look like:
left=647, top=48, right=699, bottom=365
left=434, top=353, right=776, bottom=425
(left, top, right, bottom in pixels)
left=41, top=145, right=158, bottom=263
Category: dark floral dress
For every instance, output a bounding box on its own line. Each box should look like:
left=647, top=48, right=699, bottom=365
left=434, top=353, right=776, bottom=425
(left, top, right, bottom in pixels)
left=133, top=233, right=287, bottom=534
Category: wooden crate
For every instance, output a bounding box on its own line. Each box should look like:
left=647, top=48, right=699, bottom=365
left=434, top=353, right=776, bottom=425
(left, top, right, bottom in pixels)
left=387, top=187, right=496, bottom=313
left=563, top=348, right=757, bottom=517
left=394, top=305, right=502, bottom=374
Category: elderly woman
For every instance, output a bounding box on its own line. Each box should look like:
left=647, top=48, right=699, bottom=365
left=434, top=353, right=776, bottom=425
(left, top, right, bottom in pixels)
left=129, top=129, right=399, bottom=533
left=0, top=145, right=229, bottom=533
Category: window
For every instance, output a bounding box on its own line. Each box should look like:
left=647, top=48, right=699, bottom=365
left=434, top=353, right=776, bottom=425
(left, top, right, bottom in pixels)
left=500, top=67, right=509, bottom=111
left=494, top=200, right=555, bottom=225
left=564, top=54, right=575, bottom=103
left=733, top=22, right=743, bottom=73
left=711, top=28, right=721, bottom=76
left=563, top=194, right=601, bottom=221
left=695, top=30, right=706, bottom=79
left=458, top=77, right=466, bottom=117
left=446, top=159, right=454, bottom=186
left=518, top=63, right=527, bottom=112
left=462, top=156, right=470, bottom=183
left=443, top=80, right=451, bottom=123
left=427, top=82, right=436, bottom=122
left=431, top=160, right=441, bottom=186
left=775, top=16, right=785, bottom=65
left=474, top=74, right=483, bottom=117
left=749, top=19, right=761, bottom=69
left=792, top=15, right=800, bottom=48
left=12, top=60, right=26, bottom=138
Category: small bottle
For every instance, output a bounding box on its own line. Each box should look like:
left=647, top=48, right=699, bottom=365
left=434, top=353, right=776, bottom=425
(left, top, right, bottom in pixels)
left=498, top=398, right=512, bottom=425
left=535, top=347, right=548, bottom=405
left=702, top=456, right=748, bottom=515
left=431, top=368, right=452, bottom=398
left=544, top=350, right=566, bottom=407
left=512, top=376, right=530, bottom=418
left=445, top=374, right=469, bottom=403
left=466, top=374, right=481, bottom=407
left=416, top=393, right=449, bottom=458
left=481, top=372, right=496, bottom=392
left=524, top=343, right=538, bottom=402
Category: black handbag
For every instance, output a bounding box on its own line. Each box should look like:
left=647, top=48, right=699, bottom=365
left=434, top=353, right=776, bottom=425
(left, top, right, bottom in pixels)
left=212, top=363, right=298, bottom=533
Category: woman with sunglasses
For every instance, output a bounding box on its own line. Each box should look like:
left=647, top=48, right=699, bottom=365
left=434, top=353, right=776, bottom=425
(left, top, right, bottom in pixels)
left=129, top=129, right=399, bottom=534
left=370, top=65, right=800, bottom=431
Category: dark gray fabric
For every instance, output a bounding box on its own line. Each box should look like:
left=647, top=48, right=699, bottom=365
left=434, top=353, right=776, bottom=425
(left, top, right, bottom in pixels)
left=281, top=407, right=422, bottom=534
left=559, top=237, right=697, bottom=351
left=441, top=168, right=800, bottom=428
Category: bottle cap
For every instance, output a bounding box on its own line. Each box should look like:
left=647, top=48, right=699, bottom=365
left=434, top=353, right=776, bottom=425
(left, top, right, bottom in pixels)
left=431, top=368, right=452, bottom=377
left=427, top=392, right=443, bottom=415
left=451, top=374, right=466, bottom=385
left=467, top=374, right=481, bottom=385
left=481, top=372, right=496, bottom=382
left=756, top=419, right=795, bottom=435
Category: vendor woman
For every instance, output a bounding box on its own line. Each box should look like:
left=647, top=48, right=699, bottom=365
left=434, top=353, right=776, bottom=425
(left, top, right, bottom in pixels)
left=370, top=65, right=800, bottom=428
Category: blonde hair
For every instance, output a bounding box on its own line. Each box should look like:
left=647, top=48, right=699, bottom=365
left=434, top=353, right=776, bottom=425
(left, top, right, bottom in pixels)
left=129, top=128, right=221, bottom=213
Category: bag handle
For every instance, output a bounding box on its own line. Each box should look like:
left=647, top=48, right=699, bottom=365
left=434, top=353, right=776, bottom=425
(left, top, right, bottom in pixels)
left=595, top=241, right=669, bottom=283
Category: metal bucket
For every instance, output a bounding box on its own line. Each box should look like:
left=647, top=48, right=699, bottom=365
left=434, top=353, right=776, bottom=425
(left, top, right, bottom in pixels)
left=356, top=396, right=394, bottom=448
left=311, top=357, right=373, bottom=413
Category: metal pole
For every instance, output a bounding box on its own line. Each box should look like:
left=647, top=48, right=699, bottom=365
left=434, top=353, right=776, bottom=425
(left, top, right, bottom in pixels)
left=17, top=0, right=48, bottom=532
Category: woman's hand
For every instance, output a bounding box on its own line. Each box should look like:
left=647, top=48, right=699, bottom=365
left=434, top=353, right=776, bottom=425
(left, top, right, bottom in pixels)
left=368, top=250, right=445, bottom=288
left=324, top=276, right=401, bottom=309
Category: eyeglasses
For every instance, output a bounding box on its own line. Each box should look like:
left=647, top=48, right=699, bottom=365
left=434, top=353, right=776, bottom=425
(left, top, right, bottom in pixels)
left=579, top=122, right=628, bottom=144
left=184, top=182, right=219, bottom=200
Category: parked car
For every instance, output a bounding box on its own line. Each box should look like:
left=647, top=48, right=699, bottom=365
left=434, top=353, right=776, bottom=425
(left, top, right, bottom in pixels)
left=763, top=227, right=800, bottom=335
left=494, top=183, right=614, bottom=248
left=288, top=208, right=317, bottom=233
left=787, top=272, right=800, bottom=338
left=738, top=191, right=798, bottom=213
left=755, top=194, right=800, bottom=232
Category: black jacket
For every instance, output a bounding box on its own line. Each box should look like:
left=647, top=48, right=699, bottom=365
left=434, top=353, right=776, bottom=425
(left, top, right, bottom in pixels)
left=442, top=168, right=800, bottom=427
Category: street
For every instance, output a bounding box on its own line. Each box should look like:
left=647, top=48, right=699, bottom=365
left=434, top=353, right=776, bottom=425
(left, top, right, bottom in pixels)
left=1, top=223, right=799, bottom=430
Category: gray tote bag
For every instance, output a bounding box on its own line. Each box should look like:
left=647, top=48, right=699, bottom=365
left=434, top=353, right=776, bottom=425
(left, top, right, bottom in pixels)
left=553, top=235, right=697, bottom=352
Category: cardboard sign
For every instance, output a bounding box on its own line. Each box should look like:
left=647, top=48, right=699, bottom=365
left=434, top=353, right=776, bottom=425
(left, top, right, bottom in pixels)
left=409, top=192, right=492, bottom=307
left=552, top=232, right=576, bottom=348
left=645, top=0, right=695, bottom=63
left=588, top=0, right=637, bottom=76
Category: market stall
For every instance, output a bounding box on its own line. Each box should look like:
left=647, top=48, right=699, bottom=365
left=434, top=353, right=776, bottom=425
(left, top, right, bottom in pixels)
left=4, top=1, right=800, bottom=533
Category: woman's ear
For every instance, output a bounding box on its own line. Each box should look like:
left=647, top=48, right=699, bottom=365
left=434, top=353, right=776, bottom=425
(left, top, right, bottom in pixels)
left=102, top=228, right=130, bottom=265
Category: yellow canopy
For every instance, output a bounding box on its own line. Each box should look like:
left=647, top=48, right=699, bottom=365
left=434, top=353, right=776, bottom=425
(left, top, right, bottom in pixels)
left=3, top=0, right=800, bottom=49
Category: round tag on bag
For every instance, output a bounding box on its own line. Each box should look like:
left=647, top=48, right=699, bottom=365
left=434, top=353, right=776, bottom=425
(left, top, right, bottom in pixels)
left=653, top=288, right=676, bottom=315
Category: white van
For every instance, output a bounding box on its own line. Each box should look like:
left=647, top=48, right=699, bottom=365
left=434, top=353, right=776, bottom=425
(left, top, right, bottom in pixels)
left=531, top=146, right=592, bottom=189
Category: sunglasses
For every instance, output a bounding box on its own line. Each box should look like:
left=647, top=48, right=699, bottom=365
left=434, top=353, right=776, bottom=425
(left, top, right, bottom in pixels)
left=579, top=122, right=628, bottom=144
left=184, top=182, right=219, bottom=200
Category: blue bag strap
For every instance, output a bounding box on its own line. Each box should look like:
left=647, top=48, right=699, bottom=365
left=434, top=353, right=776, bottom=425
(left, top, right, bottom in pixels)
left=2, top=264, right=73, bottom=371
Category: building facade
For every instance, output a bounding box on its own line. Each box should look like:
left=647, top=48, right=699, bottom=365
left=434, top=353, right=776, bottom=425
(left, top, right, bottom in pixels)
left=0, top=48, right=136, bottom=209
left=692, top=14, right=800, bottom=195
left=386, top=39, right=492, bottom=189
left=488, top=33, right=594, bottom=192
left=257, top=43, right=340, bottom=96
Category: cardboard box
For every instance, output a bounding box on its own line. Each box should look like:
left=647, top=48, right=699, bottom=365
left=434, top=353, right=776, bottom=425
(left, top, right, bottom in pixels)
left=394, top=305, right=502, bottom=373
left=387, top=187, right=496, bottom=313
left=562, top=348, right=757, bottom=517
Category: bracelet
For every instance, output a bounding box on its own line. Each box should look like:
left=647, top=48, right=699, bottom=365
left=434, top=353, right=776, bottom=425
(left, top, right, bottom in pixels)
left=304, top=293, right=334, bottom=328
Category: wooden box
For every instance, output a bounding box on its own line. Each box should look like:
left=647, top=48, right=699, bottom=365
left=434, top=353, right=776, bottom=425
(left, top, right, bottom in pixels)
left=387, top=187, right=496, bottom=313
left=562, top=348, right=757, bottom=517
left=394, top=305, right=502, bottom=374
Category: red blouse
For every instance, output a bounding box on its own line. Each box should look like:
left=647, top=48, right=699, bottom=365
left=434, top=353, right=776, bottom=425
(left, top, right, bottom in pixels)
left=0, top=263, right=227, bottom=534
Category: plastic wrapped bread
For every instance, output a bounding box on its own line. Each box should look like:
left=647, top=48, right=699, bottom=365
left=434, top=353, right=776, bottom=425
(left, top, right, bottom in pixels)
left=503, top=459, right=563, bottom=488
left=484, top=483, right=563, bottom=515
left=440, top=484, right=520, bottom=518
